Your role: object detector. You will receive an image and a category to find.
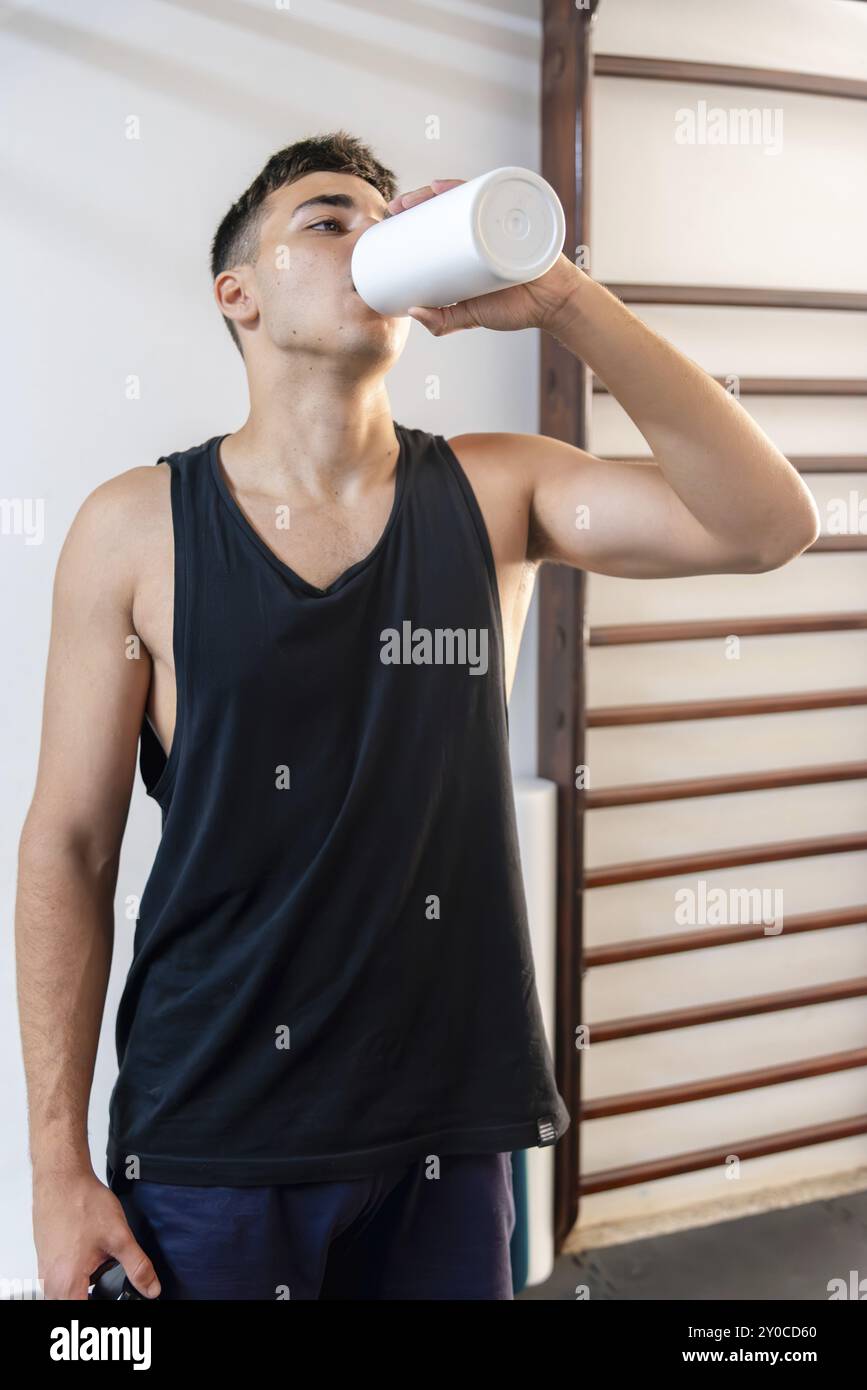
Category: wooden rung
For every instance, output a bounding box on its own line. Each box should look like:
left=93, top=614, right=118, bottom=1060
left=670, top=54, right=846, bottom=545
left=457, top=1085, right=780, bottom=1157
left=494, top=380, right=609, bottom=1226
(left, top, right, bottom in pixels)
left=590, top=613, right=867, bottom=645
left=578, top=1113, right=867, bottom=1195
left=582, top=1046, right=867, bottom=1119
left=601, top=284, right=867, bottom=312
left=588, top=977, right=867, bottom=1043
left=583, top=760, right=867, bottom=808
left=588, top=686, right=867, bottom=725
left=586, top=830, right=867, bottom=888
left=595, top=455, right=867, bottom=474
left=593, top=376, right=867, bottom=395
left=593, top=54, right=867, bottom=104
left=584, top=904, right=867, bottom=965
left=789, top=457, right=867, bottom=473
left=810, top=535, right=867, bottom=552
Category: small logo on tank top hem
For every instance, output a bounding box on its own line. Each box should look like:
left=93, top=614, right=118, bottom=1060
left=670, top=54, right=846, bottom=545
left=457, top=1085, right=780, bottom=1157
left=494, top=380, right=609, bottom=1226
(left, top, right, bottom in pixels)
left=537, top=1116, right=558, bottom=1146
left=379, top=620, right=489, bottom=675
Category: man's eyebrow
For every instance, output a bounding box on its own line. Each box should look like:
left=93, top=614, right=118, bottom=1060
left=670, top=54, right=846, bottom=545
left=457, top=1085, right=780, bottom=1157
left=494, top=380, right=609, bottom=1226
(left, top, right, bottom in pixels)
left=289, top=193, right=393, bottom=221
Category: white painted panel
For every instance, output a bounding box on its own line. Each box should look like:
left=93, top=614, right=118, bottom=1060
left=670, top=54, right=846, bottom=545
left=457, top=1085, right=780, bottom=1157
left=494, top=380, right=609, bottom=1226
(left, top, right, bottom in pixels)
left=590, top=80, right=867, bottom=291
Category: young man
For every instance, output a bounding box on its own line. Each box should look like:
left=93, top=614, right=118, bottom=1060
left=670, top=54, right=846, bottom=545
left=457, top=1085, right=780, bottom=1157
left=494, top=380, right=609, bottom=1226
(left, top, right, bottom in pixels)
left=16, top=131, right=819, bottom=1302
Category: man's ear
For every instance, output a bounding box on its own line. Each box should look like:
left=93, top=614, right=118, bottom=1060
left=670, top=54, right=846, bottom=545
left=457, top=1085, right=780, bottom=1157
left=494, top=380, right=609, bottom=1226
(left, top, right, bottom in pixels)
left=214, top=267, right=258, bottom=335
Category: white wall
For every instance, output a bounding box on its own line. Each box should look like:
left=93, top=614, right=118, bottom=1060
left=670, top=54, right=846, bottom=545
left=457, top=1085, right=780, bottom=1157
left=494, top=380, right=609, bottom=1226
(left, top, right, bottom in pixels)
left=578, top=0, right=867, bottom=1240
left=0, top=0, right=545, bottom=1285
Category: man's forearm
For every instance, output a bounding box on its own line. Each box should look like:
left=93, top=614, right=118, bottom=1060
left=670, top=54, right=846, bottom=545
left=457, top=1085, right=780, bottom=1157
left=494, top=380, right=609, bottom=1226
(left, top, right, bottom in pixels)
left=15, top=826, right=116, bottom=1181
left=545, top=268, right=821, bottom=564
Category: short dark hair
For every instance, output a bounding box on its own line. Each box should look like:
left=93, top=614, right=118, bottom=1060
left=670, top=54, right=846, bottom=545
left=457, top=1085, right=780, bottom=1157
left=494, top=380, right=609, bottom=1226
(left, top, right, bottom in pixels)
left=209, top=130, right=399, bottom=356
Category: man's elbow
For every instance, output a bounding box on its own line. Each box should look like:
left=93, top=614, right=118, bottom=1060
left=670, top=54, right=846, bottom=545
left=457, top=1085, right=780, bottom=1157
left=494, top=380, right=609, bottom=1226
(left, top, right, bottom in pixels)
left=18, top=807, right=121, bottom=890
left=750, top=502, right=822, bottom=572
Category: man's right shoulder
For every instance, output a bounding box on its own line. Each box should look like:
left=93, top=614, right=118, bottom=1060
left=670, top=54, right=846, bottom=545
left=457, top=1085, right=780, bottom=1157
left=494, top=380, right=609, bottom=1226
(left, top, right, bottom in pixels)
left=57, top=460, right=174, bottom=599
left=74, top=459, right=172, bottom=534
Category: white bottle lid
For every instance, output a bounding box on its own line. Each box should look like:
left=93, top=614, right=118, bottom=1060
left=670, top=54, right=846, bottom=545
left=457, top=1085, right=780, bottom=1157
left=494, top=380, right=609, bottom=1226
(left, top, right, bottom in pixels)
left=472, top=167, right=565, bottom=281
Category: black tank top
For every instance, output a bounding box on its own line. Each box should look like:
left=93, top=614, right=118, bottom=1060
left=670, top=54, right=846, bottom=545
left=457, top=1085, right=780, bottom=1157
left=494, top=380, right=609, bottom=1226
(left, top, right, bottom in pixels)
left=107, top=422, right=570, bottom=1184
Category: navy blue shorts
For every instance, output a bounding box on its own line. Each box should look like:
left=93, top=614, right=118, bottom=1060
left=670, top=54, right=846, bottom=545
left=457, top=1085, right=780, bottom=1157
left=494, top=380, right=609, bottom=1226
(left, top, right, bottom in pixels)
left=106, top=1151, right=516, bottom=1300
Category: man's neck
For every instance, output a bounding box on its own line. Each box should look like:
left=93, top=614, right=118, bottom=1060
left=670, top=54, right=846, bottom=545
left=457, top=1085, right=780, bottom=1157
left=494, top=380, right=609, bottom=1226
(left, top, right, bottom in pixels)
left=223, top=360, right=399, bottom=501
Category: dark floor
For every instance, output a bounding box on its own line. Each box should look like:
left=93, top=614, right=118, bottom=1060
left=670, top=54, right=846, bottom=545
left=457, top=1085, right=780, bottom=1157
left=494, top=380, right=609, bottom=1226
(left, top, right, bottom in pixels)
left=518, top=1186, right=867, bottom=1299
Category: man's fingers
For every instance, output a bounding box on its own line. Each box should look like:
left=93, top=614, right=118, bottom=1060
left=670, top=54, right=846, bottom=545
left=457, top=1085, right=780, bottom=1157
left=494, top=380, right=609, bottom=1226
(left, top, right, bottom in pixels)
left=388, top=186, right=435, bottom=211
left=107, top=1227, right=162, bottom=1298
left=408, top=300, right=481, bottom=336
left=387, top=179, right=465, bottom=213
left=43, top=1263, right=92, bottom=1300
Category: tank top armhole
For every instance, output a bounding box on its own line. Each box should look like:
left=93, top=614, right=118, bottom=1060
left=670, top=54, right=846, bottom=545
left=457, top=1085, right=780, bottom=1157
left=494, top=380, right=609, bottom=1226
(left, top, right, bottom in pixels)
left=140, top=456, right=188, bottom=806
left=433, top=433, right=507, bottom=653
left=433, top=433, right=511, bottom=732
left=138, top=715, right=166, bottom=795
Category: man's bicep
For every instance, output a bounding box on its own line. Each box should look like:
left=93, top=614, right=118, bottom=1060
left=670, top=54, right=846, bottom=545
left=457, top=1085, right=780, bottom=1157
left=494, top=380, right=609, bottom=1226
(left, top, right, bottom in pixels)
left=24, top=479, right=153, bottom=871
left=527, top=441, right=757, bottom=578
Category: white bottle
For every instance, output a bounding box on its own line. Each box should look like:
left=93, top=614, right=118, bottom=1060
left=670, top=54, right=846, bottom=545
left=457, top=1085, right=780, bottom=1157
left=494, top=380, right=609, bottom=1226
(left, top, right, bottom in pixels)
left=351, top=166, right=566, bottom=318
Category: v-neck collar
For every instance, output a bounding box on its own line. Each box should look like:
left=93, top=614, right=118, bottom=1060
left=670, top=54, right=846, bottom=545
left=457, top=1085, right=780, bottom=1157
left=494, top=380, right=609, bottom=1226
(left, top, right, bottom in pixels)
left=208, top=425, right=407, bottom=598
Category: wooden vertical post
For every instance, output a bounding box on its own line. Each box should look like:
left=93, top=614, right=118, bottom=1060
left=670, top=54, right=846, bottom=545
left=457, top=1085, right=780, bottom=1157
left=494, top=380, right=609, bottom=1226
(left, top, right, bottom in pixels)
left=538, top=0, right=599, bottom=1251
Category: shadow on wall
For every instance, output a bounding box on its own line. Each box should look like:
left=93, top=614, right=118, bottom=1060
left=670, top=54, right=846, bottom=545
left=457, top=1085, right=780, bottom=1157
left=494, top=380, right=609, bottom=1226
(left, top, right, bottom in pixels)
left=3, top=0, right=539, bottom=130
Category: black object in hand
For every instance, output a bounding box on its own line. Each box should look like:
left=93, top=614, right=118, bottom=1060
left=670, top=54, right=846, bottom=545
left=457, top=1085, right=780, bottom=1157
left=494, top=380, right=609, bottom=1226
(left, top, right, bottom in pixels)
left=88, top=1257, right=156, bottom=1300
